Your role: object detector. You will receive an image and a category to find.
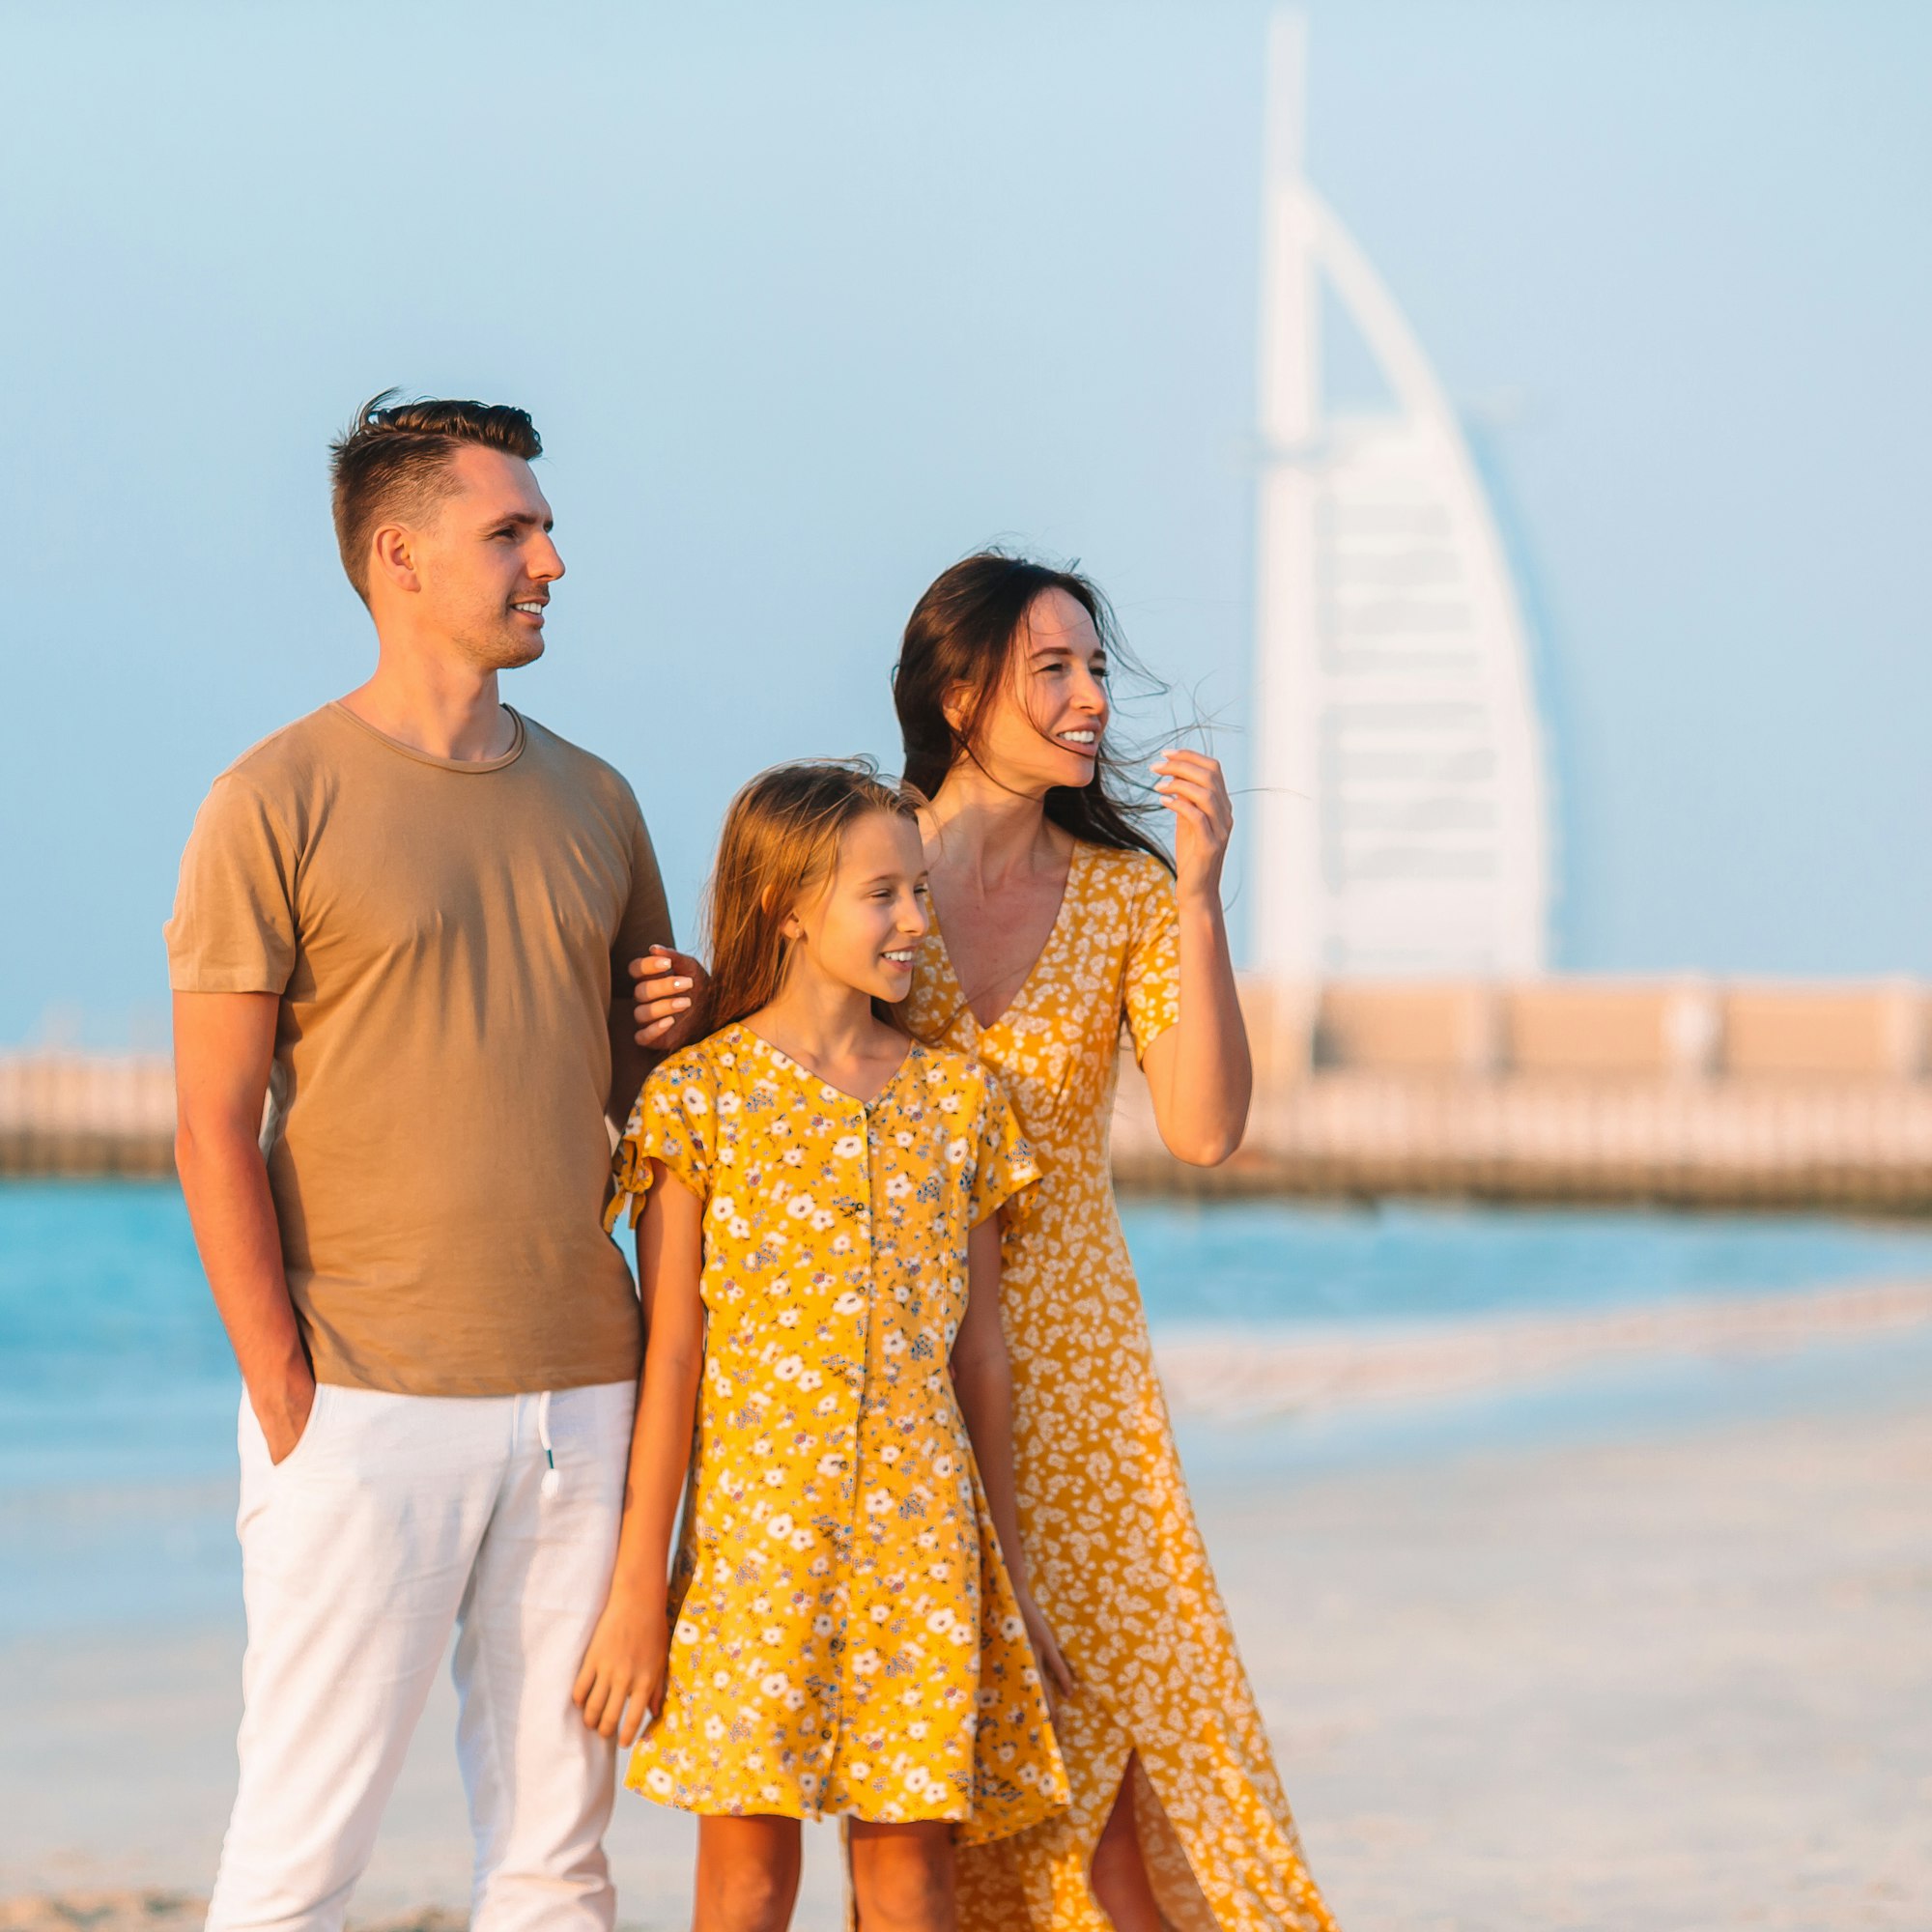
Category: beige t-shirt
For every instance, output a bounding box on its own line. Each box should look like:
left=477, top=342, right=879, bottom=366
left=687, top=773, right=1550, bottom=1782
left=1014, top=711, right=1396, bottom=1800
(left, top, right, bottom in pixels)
left=165, top=702, right=668, bottom=1397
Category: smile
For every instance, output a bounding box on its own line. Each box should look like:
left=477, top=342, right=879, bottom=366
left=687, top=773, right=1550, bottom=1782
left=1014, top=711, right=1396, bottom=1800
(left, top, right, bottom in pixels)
left=512, top=601, right=546, bottom=619
left=1057, top=729, right=1098, bottom=751
left=882, top=950, right=916, bottom=966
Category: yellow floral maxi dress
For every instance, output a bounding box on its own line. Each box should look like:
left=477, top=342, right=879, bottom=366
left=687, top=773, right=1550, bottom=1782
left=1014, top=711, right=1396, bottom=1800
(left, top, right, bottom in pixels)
left=607, top=1025, right=1068, bottom=1839
left=909, top=842, right=1336, bottom=1932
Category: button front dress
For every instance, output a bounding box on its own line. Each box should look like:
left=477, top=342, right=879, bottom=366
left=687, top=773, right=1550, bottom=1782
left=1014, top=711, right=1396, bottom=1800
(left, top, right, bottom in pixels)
left=607, top=1027, right=1068, bottom=1841
left=908, top=841, right=1336, bottom=1931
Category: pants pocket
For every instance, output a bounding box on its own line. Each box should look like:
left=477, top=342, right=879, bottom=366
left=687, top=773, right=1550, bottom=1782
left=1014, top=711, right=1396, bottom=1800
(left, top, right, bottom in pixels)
left=270, top=1380, right=333, bottom=1476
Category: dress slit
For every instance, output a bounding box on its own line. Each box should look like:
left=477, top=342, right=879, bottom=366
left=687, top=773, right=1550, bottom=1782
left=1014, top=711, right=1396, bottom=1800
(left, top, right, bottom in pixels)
left=1127, top=1749, right=1236, bottom=1932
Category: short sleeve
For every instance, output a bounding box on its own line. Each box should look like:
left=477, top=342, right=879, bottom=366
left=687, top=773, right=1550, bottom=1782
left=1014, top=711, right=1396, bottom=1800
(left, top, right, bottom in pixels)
left=1122, top=860, right=1180, bottom=1065
left=607, top=1055, right=716, bottom=1231
left=163, top=773, right=299, bottom=995
left=963, top=1072, right=1042, bottom=1231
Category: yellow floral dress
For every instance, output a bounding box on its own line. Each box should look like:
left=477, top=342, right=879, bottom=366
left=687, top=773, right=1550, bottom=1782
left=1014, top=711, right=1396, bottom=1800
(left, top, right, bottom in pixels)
left=909, top=841, right=1336, bottom=1931
left=607, top=1025, right=1068, bottom=1840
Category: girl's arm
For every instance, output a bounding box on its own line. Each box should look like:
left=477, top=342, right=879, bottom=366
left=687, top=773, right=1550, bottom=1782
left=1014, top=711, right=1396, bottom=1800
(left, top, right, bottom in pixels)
left=573, top=1166, right=706, bottom=1744
left=1143, top=748, right=1252, bottom=1166
left=952, top=1216, right=1075, bottom=1703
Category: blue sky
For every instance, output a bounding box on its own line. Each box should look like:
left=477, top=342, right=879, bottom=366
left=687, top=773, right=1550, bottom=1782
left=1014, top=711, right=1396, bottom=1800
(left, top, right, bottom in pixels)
left=3, top=1, right=1926, bottom=1042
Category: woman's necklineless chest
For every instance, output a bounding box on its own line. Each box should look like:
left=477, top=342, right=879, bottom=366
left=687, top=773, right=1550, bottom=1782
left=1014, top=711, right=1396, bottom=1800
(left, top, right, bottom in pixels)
left=927, top=842, right=1084, bottom=1033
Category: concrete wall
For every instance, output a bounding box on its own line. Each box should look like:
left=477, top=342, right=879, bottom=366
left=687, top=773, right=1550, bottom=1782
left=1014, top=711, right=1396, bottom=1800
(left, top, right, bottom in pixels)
left=1720, top=984, right=1923, bottom=1080
left=1271, top=980, right=1927, bottom=1083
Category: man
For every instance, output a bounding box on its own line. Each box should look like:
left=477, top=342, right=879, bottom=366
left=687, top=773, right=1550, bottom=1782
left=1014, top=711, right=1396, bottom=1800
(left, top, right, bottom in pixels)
left=168, top=394, right=697, bottom=1931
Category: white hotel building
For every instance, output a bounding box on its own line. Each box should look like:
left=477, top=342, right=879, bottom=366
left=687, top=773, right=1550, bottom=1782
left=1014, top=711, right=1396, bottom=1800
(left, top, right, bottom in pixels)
left=1249, top=14, right=1552, bottom=980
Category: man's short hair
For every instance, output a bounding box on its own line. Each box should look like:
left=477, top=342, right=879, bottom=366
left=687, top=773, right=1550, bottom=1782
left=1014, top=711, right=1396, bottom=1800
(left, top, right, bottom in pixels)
left=328, top=391, right=543, bottom=604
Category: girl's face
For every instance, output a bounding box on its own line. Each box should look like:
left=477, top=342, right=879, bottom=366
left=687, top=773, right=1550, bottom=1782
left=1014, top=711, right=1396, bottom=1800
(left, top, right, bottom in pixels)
left=783, top=810, right=929, bottom=1004
left=956, top=587, right=1112, bottom=796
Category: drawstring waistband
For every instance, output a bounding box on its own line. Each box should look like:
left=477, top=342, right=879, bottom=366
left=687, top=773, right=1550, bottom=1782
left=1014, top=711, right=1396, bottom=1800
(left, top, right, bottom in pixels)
left=536, top=1390, right=559, bottom=1499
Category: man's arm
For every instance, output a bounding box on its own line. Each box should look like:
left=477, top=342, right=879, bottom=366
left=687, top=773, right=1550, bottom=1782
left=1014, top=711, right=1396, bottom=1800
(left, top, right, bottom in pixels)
left=607, top=805, right=697, bottom=1132
left=608, top=984, right=655, bottom=1136
left=173, top=989, right=314, bottom=1462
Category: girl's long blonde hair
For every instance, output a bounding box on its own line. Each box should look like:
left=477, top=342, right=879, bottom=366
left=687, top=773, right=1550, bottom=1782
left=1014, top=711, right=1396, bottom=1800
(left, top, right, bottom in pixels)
left=699, top=758, right=923, bottom=1040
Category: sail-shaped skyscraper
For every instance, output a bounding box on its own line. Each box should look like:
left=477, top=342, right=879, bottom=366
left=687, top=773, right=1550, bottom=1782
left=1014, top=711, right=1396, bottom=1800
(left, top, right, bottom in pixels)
left=1250, top=14, right=1551, bottom=978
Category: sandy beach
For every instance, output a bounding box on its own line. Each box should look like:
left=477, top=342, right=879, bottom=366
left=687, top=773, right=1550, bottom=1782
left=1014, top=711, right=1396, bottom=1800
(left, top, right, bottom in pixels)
left=6, top=1330, right=1927, bottom=1932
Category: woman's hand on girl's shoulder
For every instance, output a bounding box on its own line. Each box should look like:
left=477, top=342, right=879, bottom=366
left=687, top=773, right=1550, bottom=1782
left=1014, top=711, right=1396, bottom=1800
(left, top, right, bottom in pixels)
left=572, top=1585, right=670, bottom=1746
left=631, top=945, right=709, bottom=1050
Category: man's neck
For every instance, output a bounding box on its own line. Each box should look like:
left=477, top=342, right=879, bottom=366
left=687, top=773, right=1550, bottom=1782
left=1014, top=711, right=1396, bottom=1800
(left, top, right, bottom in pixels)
left=337, top=647, right=514, bottom=763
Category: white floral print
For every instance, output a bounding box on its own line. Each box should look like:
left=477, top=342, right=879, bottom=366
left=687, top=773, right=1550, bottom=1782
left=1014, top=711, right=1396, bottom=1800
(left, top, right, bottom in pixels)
left=909, top=842, right=1336, bottom=1930
left=608, top=1028, right=1068, bottom=1842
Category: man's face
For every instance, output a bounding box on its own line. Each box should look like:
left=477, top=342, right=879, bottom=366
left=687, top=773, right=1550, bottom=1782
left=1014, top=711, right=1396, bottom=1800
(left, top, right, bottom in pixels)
left=402, top=444, right=563, bottom=670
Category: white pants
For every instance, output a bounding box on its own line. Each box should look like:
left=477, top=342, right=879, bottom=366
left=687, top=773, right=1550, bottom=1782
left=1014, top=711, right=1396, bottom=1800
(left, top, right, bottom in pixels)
left=208, top=1378, right=637, bottom=1932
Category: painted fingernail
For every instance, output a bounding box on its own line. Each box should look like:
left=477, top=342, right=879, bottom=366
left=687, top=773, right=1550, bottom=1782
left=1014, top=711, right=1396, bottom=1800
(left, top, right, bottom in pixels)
left=674, top=998, right=691, bottom=1010
left=673, top=979, right=690, bottom=991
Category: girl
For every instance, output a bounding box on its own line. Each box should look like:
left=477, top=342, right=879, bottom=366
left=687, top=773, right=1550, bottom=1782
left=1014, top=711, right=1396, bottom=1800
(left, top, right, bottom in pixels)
left=895, top=554, right=1338, bottom=1932
left=577, top=760, right=1069, bottom=1932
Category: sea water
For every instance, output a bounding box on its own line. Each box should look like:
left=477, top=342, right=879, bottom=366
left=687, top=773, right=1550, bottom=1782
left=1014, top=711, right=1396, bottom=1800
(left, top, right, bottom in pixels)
left=7, top=1179, right=1932, bottom=1638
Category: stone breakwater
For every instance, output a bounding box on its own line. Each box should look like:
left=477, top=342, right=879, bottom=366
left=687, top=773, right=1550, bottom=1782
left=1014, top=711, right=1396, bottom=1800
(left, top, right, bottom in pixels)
left=1110, top=977, right=1932, bottom=1209
left=16, top=976, right=1932, bottom=1207
left=0, top=1052, right=174, bottom=1178
left=1112, top=1069, right=1932, bottom=1209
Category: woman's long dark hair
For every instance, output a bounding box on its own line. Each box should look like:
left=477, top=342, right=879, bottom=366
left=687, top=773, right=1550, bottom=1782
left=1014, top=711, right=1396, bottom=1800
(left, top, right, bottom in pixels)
left=892, top=552, right=1174, bottom=871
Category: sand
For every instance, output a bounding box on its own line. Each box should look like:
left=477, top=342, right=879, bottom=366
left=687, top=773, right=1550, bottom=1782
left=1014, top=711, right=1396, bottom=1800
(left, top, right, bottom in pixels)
left=1155, top=1277, right=1932, bottom=1418
left=1226, top=1403, right=1932, bottom=1929
left=5, top=1372, right=1927, bottom=1930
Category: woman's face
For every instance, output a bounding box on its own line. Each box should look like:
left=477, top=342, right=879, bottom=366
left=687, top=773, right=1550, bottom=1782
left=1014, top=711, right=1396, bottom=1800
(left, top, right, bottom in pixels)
left=959, top=588, right=1112, bottom=796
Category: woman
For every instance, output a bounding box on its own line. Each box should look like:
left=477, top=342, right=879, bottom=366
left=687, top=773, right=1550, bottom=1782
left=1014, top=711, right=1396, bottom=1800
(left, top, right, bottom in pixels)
left=892, top=554, right=1335, bottom=1932
left=632, top=555, right=1335, bottom=1930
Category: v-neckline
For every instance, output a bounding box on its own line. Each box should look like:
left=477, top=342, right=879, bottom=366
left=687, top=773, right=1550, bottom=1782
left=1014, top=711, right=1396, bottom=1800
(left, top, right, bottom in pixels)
left=734, top=1023, right=918, bottom=1110
left=928, top=839, right=1090, bottom=1037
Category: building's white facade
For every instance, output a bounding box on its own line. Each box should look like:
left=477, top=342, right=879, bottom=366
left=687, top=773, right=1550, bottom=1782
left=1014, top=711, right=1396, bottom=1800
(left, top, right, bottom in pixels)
left=1250, top=14, right=1551, bottom=978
